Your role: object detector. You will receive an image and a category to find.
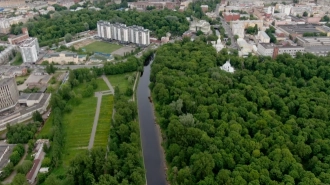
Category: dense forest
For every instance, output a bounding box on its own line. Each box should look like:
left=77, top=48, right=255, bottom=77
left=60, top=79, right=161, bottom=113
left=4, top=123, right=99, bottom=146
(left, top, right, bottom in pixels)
left=150, top=40, right=330, bottom=184
left=11, top=8, right=189, bottom=46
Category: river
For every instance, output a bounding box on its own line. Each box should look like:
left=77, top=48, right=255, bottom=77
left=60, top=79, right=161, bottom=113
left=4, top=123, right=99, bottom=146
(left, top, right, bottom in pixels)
left=137, top=58, right=167, bottom=185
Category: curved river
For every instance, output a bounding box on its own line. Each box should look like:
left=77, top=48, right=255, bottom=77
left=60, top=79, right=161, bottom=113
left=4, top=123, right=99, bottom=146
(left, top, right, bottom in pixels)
left=137, top=59, right=167, bottom=185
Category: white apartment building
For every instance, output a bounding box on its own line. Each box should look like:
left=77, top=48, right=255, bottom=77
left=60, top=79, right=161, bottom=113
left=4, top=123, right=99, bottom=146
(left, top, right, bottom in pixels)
left=19, top=37, right=40, bottom=63
left=97, top=21, right=150, bottom=46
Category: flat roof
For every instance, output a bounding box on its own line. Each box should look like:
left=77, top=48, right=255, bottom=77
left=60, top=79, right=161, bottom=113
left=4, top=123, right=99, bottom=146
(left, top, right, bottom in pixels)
left=27, top=93, right=43, bottom=101
left=278, top=24, right=321, bottom=34
left=0, top=77, right=14, bottom=86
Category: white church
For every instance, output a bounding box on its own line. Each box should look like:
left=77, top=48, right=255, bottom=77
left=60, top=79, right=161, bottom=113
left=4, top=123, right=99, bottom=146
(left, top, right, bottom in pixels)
left=211, top=35, right=224, bottom=52
left=220, top=60, right=235, bottom=73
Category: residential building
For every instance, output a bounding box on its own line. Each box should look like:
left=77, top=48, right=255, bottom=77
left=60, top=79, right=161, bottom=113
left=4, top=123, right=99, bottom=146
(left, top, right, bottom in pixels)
left=0, top=16, right=30, bottom=34
left=0, top=78, right=19, bottom=114
left=223, top=12, right=240, bottom=22
left=97, top=21, right=150, bottom=46
left=257, top=43, right=305, bottom=58
left=43, top=52, right=87, bottom=64
left=220, top=60, right=235, bottom=73
left=258, top=31, right=270, bottom=43
left=8, top=27, right=29, bottom=45
left=19, top=37, right=40, bottom=63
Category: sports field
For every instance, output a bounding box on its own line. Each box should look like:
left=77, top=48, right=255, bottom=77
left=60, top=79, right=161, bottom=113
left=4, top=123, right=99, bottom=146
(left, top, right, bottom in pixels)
left=93, top=95, right=114, bottom=148
left=83, top=41, right=122, bottom=54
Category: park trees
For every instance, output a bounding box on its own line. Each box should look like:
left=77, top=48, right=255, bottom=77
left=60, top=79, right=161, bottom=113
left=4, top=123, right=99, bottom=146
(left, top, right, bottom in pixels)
left=151, top=40, right=330, bottom=184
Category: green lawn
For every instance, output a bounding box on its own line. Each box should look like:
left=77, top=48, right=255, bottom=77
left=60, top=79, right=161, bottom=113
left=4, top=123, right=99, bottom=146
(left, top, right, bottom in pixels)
left=94, top=95, right=113, bottom=148
left=83, top=41, right=122, bottom=54
left=107, top=72, right=136, bottom=94
left=38, top=77, right=109, bottom=166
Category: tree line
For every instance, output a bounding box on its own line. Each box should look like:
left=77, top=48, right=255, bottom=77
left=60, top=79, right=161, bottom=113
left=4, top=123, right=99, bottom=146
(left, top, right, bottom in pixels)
left=0, top=144, right=25, bottom=181
left=150, top=40, right=330, bottom=184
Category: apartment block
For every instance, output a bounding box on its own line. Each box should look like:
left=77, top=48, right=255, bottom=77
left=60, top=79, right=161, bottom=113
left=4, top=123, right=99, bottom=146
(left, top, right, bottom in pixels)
left=97, top=21, right=150, bottom=46
left=19, top=37, right=40, bottom=63
left=0, top=78, right=19, bottom=114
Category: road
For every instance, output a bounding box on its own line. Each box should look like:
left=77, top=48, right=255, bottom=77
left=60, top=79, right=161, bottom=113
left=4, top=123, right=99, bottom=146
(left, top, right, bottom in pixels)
left=137, top=58, right=167, bottom=185
left=220, top=17, right=240, bottom=49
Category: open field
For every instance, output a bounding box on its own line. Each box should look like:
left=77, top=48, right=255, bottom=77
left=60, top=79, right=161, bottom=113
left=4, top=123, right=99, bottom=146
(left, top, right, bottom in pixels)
left=107, top=72, right=136, bottom=94
left=82, top=41, right=122, bottom=54
left=73, top=38, right=95, bottom=50
left=93, top=95, right=113, bottom=148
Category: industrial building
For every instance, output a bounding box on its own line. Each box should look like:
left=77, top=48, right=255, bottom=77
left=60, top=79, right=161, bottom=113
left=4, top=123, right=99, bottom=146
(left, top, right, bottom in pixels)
left=257, top=43, right=305, bottom=58
left=0, top=78, right=19, bottom=114
left=296, top=36, right=330, bottom=56
left=97, top=21, right=150, bottom=46
left=19, top=37, right=40, bottom=63
left=258, top=31, right=270, bottom=43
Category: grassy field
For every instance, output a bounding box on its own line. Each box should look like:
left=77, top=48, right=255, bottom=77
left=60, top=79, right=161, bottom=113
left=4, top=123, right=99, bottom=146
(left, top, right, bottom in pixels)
left=107, top=72, right=136, bottom=94
left=38, top=77, right=109, bottom=166
left=83, top=41, right=122, bottom=54
left=94, top=95, right=113, bottom=148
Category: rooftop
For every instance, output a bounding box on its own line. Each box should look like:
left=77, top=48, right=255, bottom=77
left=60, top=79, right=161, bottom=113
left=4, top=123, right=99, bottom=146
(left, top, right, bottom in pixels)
left=278, top=24, right=322, bottom=34
left=19, top=37, right=37, bottom=47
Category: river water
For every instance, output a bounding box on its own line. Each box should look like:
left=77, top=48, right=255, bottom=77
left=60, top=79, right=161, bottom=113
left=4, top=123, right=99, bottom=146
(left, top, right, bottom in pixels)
left=137, top=59, right=167, bottom=185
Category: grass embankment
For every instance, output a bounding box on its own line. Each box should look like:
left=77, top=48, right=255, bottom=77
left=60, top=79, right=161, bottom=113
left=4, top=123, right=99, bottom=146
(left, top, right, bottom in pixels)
left=93, top=95, right=113, bottom=148
left=107, top=72, right=136, bottom=93
left=83, top=41, right=122, bottom=54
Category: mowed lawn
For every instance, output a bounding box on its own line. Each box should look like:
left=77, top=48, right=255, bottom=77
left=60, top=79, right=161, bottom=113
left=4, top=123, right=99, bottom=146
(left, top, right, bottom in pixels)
left=83, top=41, right=122, bottom=54
left=107, top=72, right=136, bottom=93
left=94, top=95, right=113, bottom=148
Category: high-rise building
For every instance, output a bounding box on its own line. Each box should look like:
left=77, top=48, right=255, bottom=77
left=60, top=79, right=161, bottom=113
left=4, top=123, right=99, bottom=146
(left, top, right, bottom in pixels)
left=97, top=21, right=150, bottom=46
left=19, top=37, right=40, bottom=63
left=0, top=78, right=19, bottom=114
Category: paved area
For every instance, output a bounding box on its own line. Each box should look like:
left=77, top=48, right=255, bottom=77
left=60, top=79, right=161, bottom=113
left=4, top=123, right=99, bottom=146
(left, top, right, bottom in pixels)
left=111, top=46, right=135, bottom=56
left=88, top=92, right=103, bottom=150
left=87, top=76, right=115, bottom=149
left=102, top=75, right=114, bottom=93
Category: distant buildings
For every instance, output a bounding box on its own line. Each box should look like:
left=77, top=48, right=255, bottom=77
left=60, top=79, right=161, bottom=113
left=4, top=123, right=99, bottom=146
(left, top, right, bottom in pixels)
left=0, top=0, right=26, bottom=8
left=0, top=78, right=19, bottom=114
left=19, top=37, right=40, bottom=63
left=230, top=20, right=263, bottom=38
left=97, top=21, right=150, bottom=46
left=189, top=18, right=211, bottom=34
left=43, top=52, right=87, bottom=64
left=0, top=16, right=30, bottom=34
